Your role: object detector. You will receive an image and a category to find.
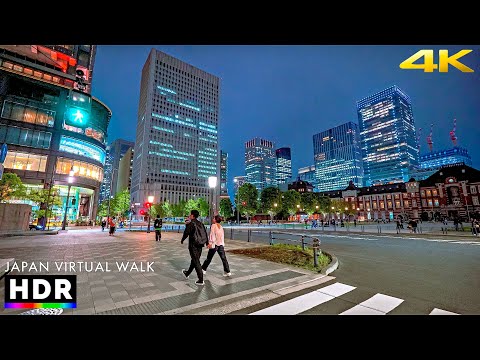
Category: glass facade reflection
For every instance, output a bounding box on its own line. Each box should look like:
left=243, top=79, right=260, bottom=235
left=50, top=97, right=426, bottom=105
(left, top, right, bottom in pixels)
left=245, top=138, right=276, bottom=194
left=313, top=122, right=363, bottom=192
left=275, top=147, right=292, bottom=186
left=420, top=147, right=472, bottom=169
left=357, top=85, right=419, bottom=186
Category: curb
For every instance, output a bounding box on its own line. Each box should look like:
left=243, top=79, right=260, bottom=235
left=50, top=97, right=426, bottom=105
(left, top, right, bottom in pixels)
left=320, top=251, right=338, bottom=276
left=0, top=230, right=58, bottom=238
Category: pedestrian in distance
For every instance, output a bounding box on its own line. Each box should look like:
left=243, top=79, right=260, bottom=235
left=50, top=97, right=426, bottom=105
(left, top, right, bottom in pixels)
left=109, top=216, right=116, bottom=236
left=154, top=215, right=163, bottom=241
left=101, top=219, right=106, bottom=232
left=202, top=215, right=231, bottom=277
left=181, top=209, right=208, bottom=285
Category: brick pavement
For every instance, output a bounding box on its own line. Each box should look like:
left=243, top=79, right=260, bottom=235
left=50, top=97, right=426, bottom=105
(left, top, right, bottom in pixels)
left=0, top=229, right=326, bottom=315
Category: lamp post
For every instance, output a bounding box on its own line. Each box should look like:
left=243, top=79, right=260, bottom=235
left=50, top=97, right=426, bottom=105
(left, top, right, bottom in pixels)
left=345, top=206, right=349, bottom=221
left=234, top=178, right=240, bottom=225
left=465, top=195, right=470, bottom=222
left=208, top=176, right=218, bottom=224
left=147, top=195, right=154, bottom=233
left=106, top=168, right=117, bottom=228
left=272, top=203, right=278, bottom=222
left=61, top=168, right=75, bottom=230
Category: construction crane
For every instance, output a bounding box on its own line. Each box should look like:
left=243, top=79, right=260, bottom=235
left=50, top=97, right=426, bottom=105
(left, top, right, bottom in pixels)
left=426, top=124, right=434, bottom=152
left=449, top=118, right=457, bottom=146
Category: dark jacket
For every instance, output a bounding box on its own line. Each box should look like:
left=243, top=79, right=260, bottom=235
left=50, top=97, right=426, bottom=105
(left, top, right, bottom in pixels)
left=154, top=218, right=163, bottom=230
left=181, top=219, right=206, bottom=247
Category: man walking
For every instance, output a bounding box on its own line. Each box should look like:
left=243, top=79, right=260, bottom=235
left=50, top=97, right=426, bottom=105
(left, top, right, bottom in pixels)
left=181, top=210, right=208, bottom=285
left=154, top=215, right=163, bottom=241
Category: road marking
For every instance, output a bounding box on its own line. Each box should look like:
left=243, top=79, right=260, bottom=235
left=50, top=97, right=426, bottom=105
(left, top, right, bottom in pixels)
left=250, top=282, right=355, bottom=315
left=317, top=282, right=356, bottom=297
left=340, top=293, right=404, bottom=315
left=429, top=308, right=459, bottom=315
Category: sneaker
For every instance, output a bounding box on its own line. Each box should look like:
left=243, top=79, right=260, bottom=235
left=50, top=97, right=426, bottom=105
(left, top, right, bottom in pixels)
left=182, top=269, right=189, bottom=279
left=202, top=270, right=206, bottom=274
left=195, top=280, right=205, bottom=285
left=223, top=272, right=232, bottom=277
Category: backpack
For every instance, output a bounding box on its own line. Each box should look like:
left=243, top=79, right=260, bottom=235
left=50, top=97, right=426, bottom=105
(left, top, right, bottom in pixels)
left=154, top=218, right=162, bottom=228
left=192, top=220, right=208, bottom=246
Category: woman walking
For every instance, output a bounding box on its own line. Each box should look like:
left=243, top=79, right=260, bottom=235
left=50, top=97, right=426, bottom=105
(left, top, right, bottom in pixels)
left=202, top=215, right=231, bottom=277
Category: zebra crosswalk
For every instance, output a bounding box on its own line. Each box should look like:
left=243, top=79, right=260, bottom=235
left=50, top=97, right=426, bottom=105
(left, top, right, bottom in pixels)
left=250, top=282, right=460, bottom=315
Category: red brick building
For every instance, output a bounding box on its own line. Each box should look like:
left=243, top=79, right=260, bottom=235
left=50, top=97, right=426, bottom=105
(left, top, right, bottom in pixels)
left=318, top=164, right=480, bottom=222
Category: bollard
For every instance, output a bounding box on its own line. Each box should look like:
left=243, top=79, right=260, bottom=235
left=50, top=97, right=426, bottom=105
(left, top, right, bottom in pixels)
left=177, top=225, right=180, bottom=233
left=301, top=236, right=305, bottom=251
left=269, top=231, right=273, bottom=245
left=230, top=227, right=233, bottom=240
left=247, top=229, right=251, bottom=242
left=362, top=225, right=364, bottom=232
left=314, top=248, right=318, bottom=268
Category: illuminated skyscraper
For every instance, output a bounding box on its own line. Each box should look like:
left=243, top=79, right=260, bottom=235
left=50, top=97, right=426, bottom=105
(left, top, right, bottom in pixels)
left=131, top=49, right=220, bottom=206
left=220, top=150, right=229, bottom=198
left=244, top=138, right=275, bottom=194
left=275, top=147, right=292, bottom=186
left=357, top=85, right=419, bottom=186
left=313, top=122, right=363, bottom=192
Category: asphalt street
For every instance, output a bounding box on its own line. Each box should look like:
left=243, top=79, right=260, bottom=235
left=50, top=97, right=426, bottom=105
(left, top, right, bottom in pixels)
left=227, top=228, right=480, bottom=314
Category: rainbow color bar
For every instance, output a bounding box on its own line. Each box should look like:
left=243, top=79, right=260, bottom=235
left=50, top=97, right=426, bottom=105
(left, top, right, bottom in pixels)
left=5, top=303, right=76, bottom=309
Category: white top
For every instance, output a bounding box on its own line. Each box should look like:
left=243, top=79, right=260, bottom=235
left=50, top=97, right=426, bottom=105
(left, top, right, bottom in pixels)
left=209, top=223, right=225, bottom=247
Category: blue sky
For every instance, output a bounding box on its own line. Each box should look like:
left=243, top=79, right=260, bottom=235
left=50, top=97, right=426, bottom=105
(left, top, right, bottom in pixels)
left=91, top=45, right=480, bottom=196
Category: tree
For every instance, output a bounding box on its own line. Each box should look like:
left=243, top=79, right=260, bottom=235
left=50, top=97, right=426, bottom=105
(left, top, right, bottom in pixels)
left=27, top=188, right=62, bottom=220
left=238, top=183, right=258, bottom=222
left=260, top=186, right=281, bottom=220
left=331, top=199, right=356, bottom=218
left=281, top=190, right=301, bottom=218
left=184, top=198, right=198, bottom=217
left=0, top=172, right=26, bottom=202
left=300, top=192, right=318, bottom=215
left=171, top=199, right=186, bottom=217
left=151, top=203, right=166, bottom=218
left=161, top=201, right=173, bottom=217
left=219, top=197, right=233, bottom=218
left=113, top=188, right=131, bottom=217
left=197, top=197, right=209, bottom=217
left=97, top=200, right=109, bottom=218
left=316, top=195, right=332, bottom=217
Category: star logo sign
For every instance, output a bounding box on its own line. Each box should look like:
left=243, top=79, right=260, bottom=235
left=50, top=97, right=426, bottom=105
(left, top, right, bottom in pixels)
left=73, top=109, right=84, bottom=123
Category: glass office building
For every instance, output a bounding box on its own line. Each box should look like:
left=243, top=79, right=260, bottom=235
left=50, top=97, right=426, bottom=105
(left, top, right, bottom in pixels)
left=313, top=122, right=363, bottom=192
left=245, top=138, right=276, bottom=194
left=275, top=147, right=292, bottom=186
left=420, top=147, right=472, bottom=169
left=131, top=49, right=220, bottom=207
left=357, top=85, right=419, bottom=186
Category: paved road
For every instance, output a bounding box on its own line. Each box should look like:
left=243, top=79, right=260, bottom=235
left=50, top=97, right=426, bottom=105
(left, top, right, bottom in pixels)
left=226, top=229, right=480, bottom=314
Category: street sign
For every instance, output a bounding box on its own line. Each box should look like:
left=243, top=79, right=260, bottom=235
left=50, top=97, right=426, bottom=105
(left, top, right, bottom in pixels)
left=134, top=203, right=141, bottom=206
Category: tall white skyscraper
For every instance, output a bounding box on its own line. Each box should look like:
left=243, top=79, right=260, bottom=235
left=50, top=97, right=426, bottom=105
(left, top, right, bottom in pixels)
left=245, top=138, right=276, bottom=194
left=131, top=49, right=220, bottom=206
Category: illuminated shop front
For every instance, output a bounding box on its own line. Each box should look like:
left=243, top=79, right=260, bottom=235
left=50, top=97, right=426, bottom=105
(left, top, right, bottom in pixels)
left=0, top=56, right=111, bottom=221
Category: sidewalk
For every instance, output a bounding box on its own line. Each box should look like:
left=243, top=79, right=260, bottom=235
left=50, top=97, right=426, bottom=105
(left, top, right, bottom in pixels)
left=0, top=229, right=331, bottom=315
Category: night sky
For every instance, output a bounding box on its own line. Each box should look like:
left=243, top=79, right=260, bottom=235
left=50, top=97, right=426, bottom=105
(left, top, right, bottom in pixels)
left=91, top=45, right=480, bottom=197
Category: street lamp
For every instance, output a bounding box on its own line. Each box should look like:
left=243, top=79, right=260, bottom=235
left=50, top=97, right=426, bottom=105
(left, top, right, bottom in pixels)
left=234, top=178, right=240, bottom=225
left=61, top=167, right=75, bottom=230
left=146, top=195, right=154, bottom=233
left=107, top=168, right=117, bottom=228
left=208, top=176, right=218, bottom=224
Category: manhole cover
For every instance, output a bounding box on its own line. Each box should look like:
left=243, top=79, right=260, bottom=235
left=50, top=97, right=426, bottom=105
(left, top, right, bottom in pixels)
left=19, top=308, right=63, bottom=315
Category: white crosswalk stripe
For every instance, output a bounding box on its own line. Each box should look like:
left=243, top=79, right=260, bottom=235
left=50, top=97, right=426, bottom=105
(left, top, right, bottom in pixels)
left=249, top=282, right=461, bottom=315
left=340, top=294, right=404, bottom=315
left=250, top=282, right=355, bottom=315
left=429, top=308, right=459, bottom=315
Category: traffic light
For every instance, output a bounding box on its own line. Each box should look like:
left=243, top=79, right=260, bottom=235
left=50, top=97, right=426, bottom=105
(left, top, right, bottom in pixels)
left=242, top=201, right=247, bottom=206
left=139, top=209, right=146, bottom=216
left=144, top=202, right=152, bottom=209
